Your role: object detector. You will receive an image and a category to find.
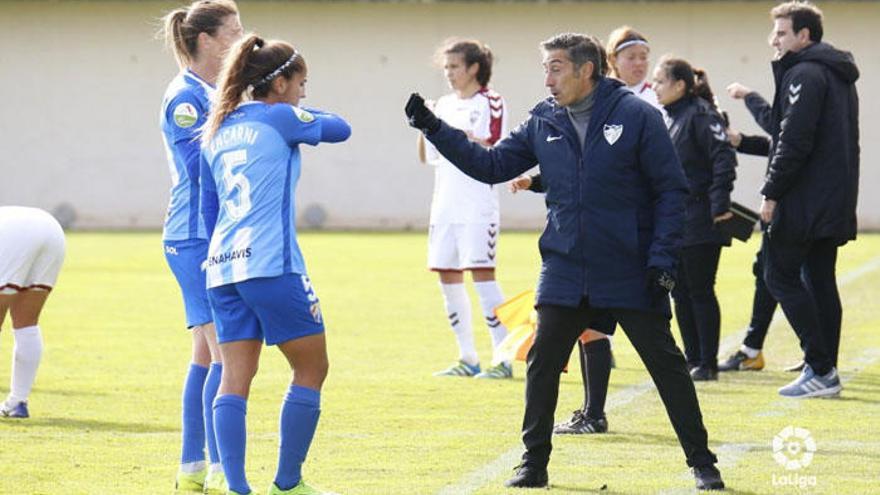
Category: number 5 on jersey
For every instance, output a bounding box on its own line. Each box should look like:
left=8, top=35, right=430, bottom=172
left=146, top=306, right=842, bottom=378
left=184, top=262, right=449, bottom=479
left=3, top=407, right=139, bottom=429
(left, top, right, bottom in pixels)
left=221, top=149, right=251, bottom=220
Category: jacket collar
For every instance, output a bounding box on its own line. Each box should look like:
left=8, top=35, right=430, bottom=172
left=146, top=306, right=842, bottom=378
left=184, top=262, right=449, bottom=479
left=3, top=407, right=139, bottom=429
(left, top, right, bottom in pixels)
left=663, top=94, right=695, bottom=117
left=531, top=77, right=627, bottom=128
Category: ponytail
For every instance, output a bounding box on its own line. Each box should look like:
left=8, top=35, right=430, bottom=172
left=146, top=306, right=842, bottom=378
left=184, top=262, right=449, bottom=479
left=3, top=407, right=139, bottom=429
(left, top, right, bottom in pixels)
left=204, top=34, right=264, bottom=142
left=162, top=9, right=190, bottom=68
left=692, top=68, right=718, bottom=111
left=159, top=0, right=239, bottom=69
left=203, top=34, right=305, bottom=143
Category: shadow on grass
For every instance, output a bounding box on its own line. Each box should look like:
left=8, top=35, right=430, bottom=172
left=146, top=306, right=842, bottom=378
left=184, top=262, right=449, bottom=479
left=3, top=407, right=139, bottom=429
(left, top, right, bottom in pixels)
left=548, top=483, right=626, bottom=493
left=556, top=430, right=682, bottom=449
left=548, top=482, right=763, bottom=495
left=34, top=387, right=110, bottom=397
left=0, top=416, right=176, bottom=433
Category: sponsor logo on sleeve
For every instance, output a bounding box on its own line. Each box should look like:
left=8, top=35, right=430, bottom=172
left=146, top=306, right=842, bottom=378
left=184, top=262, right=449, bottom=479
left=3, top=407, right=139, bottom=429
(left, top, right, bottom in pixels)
left=173, top=102, right=199, bottom=128
left=292, top=106, right=315, bottom=123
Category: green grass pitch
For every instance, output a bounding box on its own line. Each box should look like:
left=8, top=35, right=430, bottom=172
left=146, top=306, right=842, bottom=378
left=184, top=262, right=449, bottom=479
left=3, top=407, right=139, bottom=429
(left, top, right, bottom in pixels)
left=1, top=232, right=878, bottom=494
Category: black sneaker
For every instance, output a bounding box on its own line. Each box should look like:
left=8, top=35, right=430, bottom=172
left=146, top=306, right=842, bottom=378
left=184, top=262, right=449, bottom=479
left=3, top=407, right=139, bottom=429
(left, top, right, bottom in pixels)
left=504, top=463, right=549, bottom=488
left=693, top=464, right=725, bottom=490
left=690, top=366, right=719, bottom=381
left=553, top=410, right=608, bottom=435
left=719, top=350, right=765, bottom=371
left=784, top=360, right=806, bottom=372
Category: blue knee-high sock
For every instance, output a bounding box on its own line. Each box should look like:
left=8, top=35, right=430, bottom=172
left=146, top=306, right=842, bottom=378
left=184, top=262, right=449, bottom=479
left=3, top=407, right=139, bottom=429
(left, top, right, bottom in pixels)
left=203, top=363, right=223, bottom=465
left=274, top=385, right=321, bottom=490
left=181, top=363, right=209, bottom=464
left=214, top=394, right=250, bottom=494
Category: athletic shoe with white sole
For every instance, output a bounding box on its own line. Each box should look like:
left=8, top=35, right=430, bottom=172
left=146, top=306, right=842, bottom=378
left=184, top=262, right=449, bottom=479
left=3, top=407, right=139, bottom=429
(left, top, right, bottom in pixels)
left=267, top=480, right=339, bottom=494
left=783, top=360, right=806, bottom=372
left=474, top=362, right=512, bottom=379
left=718, top=350, right=765, bottom=371
left=778, top=365, right=842, bottom=398
left=0, top=400, right=29, bottom=418
left=203, top=469, right=227, bottom=494
left=433, top=360, right=481, bottom=377
left=693, top=464, right=725, bottom=490
left=174, top=468, right=206, bottom=493
left=553, top=410, right=608, bottom=434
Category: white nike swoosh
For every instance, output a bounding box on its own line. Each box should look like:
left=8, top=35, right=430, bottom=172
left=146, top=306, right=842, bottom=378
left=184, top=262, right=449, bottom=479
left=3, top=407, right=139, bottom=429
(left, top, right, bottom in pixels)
left=546, top=135, right=563, bottom=142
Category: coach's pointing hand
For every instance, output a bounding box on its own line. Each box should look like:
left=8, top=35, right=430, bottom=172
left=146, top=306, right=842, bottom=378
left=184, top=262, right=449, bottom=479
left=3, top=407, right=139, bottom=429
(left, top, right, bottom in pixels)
left=405, top=93, right=441, bottom=135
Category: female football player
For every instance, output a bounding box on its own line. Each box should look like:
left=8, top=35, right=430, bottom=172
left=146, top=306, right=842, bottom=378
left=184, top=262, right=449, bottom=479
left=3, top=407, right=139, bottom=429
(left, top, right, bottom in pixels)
left=200, top=34, right=351, bottom=495
left=0, top=207, right=65, bottom=420
left=416, top=39, right=512, bottom=379
left=160, top=1, right=243, bottom=491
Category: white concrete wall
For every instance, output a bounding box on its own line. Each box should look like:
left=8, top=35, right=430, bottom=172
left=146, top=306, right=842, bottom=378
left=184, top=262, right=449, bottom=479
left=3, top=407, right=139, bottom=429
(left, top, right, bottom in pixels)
left=1, top=1, right=876, bottom=229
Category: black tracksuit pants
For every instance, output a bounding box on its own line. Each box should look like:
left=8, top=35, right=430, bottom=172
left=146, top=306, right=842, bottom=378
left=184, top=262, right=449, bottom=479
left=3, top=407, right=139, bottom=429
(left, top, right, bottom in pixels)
left=742, top=244, right=780, bottom=350
left=672, top=244, right=723, bottom=369
left=762, top=235, right=841, bottom=375
left=521, top=300, right=717, bottom=470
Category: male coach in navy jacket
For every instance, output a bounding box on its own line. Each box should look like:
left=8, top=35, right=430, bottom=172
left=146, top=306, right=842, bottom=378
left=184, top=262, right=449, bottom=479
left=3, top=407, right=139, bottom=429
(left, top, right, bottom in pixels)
left=729, top=2, right=859, bottom=398
left=406, top=33, right=724, bottom=491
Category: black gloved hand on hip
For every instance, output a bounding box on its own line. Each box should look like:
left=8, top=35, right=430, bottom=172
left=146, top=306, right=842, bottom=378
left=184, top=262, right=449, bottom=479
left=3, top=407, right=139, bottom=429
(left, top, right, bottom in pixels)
left=405, top=93, right=441, bottom=135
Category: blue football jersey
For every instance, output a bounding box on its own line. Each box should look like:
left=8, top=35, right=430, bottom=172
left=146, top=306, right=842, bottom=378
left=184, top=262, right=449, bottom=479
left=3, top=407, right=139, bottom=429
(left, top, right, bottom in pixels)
left=201, top=102, right=323, bottom=288
left=160, top=69, right=212, bottom=241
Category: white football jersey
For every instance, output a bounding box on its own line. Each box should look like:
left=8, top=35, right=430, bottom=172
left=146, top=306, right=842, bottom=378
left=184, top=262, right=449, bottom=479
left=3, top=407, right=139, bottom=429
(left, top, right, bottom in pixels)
left=425, top=89, right=508, bottom=225
left=627, top=80, right=664, bottom=114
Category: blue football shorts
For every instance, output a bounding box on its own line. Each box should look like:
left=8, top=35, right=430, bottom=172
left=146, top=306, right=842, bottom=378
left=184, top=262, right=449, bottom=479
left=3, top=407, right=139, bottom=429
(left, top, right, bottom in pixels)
left=208, top=273, right=325, bottom=345
left=164, top=238, right=212, bottom=328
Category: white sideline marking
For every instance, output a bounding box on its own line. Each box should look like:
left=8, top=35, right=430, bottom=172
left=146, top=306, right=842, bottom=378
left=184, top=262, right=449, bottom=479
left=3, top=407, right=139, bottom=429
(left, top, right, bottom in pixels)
left=665, top=347, right=880, bottom=491
left=436, top=256, right=880, bottom=495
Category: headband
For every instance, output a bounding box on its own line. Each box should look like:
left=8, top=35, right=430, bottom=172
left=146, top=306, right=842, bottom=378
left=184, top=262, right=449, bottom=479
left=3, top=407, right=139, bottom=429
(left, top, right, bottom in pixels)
left=255, top=51, right=299, bottom=87
left=614, top=39, right=649, bottom=54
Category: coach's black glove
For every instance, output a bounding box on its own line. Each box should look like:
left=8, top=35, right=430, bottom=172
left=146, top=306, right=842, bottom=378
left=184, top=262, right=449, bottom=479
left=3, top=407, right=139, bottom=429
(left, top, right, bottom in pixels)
left=646, top=267, right=675, bottom=304
left=405, top=93, right=441, bottom=135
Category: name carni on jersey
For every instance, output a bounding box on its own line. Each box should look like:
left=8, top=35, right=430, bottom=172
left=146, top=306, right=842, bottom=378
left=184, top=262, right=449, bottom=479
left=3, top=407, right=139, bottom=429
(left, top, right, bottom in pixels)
left=208, top=248, right=253, bottom=267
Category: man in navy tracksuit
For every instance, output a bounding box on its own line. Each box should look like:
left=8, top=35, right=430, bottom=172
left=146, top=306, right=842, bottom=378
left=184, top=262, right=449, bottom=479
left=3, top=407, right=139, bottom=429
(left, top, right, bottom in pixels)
left=406, top=33, right=723, bottom=491
left=738, top=2, right=860, bottom=398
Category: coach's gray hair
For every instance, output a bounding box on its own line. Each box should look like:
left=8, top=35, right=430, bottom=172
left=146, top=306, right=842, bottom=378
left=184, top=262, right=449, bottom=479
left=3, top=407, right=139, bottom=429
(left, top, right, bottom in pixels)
left=541, top=33, right=606, bottom=81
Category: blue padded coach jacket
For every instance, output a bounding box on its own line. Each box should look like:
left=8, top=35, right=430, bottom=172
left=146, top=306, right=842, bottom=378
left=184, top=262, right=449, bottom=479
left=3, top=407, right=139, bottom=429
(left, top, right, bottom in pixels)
left=426, top=77, right=688, bottom=314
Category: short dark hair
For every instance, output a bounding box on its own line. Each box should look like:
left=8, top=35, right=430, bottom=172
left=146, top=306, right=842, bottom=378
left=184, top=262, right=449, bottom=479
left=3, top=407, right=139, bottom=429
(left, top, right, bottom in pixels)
left=541, top=33, right=605, bottom=81
left=772, top=1, right=824, bottom=43
left=443, top=39, right=494, bottom=87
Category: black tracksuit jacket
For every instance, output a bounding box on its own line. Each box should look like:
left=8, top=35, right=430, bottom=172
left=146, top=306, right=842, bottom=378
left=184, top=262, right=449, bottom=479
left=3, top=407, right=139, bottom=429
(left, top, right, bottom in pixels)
left=744, top=42, right=860, bottom=244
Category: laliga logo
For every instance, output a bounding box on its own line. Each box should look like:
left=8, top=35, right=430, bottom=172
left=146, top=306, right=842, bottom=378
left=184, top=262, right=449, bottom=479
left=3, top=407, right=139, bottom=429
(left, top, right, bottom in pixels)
left=772, top=426, right=816, bottom=470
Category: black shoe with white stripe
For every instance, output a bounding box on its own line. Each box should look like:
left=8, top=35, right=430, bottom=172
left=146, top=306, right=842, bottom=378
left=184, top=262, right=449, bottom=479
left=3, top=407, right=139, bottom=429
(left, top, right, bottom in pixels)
left=553, top=410, right=608, bottom=435
left=504, top=463, right=548, bottom=488
left=693, top=464, right=725, bottom=490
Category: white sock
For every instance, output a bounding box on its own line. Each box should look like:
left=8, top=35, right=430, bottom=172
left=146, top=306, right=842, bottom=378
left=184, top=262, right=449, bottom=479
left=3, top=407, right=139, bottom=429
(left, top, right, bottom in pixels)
left=210, top=462, right=223, bottom=474
left=440, top=283, right=478, bottom=366
left=9, top=325, right=43, bottom=403
left=473, top=281, right=509, bottom=356
left=740, top=345, right=760, bottom=358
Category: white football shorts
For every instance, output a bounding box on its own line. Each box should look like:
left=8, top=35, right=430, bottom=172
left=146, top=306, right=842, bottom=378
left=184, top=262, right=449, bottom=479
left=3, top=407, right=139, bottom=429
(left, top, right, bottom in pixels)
left=427, top=223, right=499, bottom=271
left=0, top=207, right=66, bottom=294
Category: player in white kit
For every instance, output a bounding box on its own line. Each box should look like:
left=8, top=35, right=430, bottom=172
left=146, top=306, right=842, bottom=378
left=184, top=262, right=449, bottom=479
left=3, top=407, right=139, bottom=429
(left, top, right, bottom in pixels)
left=417, top=39, right=512, bottom=379
left=0, top=206, right=65, bottom=419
